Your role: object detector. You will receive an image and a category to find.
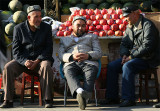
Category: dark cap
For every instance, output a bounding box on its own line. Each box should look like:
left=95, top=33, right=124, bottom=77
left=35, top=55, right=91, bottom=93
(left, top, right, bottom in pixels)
left=72, top=16, right=86, bottom=24
left=27, top=5, right=41, bottom=14
left=122, top=5, right=138, bottom=17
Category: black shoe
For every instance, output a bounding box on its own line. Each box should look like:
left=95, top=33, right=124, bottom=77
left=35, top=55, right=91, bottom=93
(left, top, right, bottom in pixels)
left=119, top=100, right=136, bottom=107
left=0, top=100, right=13, bottom=108
left=153, top=103, right=160, bottom=108
left=100, top=98, right=120, bottom=105
left=45, top=100, right=53, bottom=108
left=77, top=93, right=86, bottom=110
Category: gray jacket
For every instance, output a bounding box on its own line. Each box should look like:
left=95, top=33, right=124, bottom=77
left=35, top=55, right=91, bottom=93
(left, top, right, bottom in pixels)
left=58, top=33, right=102, bottom=68
left=120, top=15, right=159, bottom=67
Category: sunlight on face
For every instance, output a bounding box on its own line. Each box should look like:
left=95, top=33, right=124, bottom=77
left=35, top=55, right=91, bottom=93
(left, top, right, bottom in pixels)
left=28, top=11, right=42, bottom=29
left=72, top=19, right=86, bottom=37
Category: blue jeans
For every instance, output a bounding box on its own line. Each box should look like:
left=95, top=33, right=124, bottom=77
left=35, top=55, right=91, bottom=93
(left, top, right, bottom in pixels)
left=106, top=58, right=149, bottom=101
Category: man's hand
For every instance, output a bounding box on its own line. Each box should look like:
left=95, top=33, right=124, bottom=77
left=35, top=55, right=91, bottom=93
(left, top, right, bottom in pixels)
left=24, top=59, right=40, bottom=70
left=73, top=53, right=89, bottom=62
left=121, top=55, right=127, bottom=65
left=121, top=55, right=132, bottom=65
left=25, top=60, right=34, bottom=68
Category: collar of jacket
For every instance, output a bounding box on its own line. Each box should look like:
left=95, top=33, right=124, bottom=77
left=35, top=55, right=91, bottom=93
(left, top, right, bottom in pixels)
left=127, top=15, right=143, bottom=29
left=71, top=33, right=87, bottom=38
left=133, top=15, right=143, bottom=31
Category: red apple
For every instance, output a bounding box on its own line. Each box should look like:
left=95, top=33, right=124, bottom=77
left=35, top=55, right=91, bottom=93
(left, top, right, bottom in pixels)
left=103, top=25, right=110, bottom=31
left=115, top=30, right=123, bottom=36
left=107, top=19, right=114, bottom=25
left=101, top=9, right=108, bottom=15
left=93, top=31, right=99, bottom=36
left=94, top=8, right=101, bottom=15
left=79, top=9, right=86, bottom=16
left=96, top=14, right=103, bottom=20
left=64, top=31, right=71, bottom=36
left=89, top=26, right=96, bottom=31
left=111, top=24, right=119, bottom=31
left=112, top=14, right=119, bottom=20
left=99, top=31, right=106, bottom=37
left=90, top=15, right=96, bottom=21
left=93, top=20, right=99, bottom=26
left=96, top=25, right=103, bottom=31
left=57, top=31, right=64, bottom=36
left=103, top=14, right=111, bottom=20
left=119, top=24, right=126, bottom=31
left=99, top=19, right=107, bottom=25
left=116, top=19, right=123, bottom=25
left=87, top=20, right=93, bottom=25
left=107, top=30, right=115, bottom=36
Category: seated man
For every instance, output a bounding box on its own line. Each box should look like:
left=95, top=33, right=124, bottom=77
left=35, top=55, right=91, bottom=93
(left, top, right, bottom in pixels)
left=105, top=5, right=159, bottom=107
left=0, top=5, right=54, bottom=108
left=58, top=16, right=102, bottom=110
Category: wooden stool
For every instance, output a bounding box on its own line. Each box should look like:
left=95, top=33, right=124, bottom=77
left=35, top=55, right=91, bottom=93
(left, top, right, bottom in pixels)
left=21, top=72, right=42, bottom=106
left=138, top=68, right=159, bottom=104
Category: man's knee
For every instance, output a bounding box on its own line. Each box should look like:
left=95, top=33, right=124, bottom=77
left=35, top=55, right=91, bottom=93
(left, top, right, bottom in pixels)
left=3, top=61, right=15, bottom=71
left=122, top=62, right=133, bottom=70
left=40, top=61, right=52, bottom=69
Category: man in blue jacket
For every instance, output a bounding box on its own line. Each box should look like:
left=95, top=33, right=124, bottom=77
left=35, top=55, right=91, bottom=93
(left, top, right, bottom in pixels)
left=0, top=5, right=54, bottom=108
left=105, top=5, right=159, bottom=107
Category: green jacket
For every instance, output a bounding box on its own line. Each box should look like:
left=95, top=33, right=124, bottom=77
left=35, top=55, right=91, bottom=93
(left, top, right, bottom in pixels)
left=120, top=15, right=159, bottom=67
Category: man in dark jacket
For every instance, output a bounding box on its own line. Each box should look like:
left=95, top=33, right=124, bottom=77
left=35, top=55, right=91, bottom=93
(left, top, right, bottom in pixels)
left=0, top=5, right=54, bottom=108
left=105, top=5, right=159, bottom=107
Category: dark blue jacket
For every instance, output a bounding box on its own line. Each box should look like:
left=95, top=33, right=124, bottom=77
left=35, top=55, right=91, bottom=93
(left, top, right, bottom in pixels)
left=12, top=20, right=54, bottom=66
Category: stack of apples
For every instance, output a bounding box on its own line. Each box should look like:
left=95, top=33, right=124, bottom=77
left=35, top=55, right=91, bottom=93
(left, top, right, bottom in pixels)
left=57, top=8, right=128, bottom=37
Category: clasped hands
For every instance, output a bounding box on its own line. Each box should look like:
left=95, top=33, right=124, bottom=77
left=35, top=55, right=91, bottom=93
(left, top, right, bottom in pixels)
left=73, top=53, right=89, bottom=62
left=24, top=59, right=40, bottom=70
left=121, top=55, right=131, bottom=65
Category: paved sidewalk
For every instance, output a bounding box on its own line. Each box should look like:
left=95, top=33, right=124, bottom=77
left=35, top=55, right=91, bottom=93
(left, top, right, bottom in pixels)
left=0, top=97, right=160, bottom=111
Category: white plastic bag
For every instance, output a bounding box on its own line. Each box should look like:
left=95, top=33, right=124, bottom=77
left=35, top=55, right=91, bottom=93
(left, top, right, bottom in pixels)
left=42, top=16, right=62, bottom=36
left=69, top=7, right=80, bottom=15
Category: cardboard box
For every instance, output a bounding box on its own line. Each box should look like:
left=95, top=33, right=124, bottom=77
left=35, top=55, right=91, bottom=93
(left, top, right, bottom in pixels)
left=61, top=15, right=70, bottom=22
left=145, top=12, right=160, bottom=33
left=101, top=56, right=108, bottom=65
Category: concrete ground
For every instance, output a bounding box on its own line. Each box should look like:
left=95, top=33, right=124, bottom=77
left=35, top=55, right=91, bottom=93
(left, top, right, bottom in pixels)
left=0, top=96, right=160, bottom=111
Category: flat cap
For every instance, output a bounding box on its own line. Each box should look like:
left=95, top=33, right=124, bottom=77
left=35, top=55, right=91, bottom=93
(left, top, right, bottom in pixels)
left=122, top=5, right=138, bottom=17
left=27, top=5, right=41, bottom=14
left=72, top=16, right=86, bottom=24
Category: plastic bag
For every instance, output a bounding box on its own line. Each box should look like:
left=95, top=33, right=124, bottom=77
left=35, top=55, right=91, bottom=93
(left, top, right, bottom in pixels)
left=42, top=16, right=62, bottom=36
left=69, top=7, right=80, bottom=15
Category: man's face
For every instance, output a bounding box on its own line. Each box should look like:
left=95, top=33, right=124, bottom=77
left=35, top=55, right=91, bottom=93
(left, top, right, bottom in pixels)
left=28, top=11, right=42, bottom=29
left=72, top=19, right=86, bottom=37
left=124, top=12, right=135, bottom=25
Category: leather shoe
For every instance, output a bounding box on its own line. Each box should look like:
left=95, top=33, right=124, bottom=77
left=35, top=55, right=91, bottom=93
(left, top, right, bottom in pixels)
left=119, top=100, right=136, bottom=107
left=45, top=100, right=53, bottom=108
left=153, top=103, right=160, bottom=108
left=77, top=93, right=86, bottom=110
left=0, top=100, right=13, bottom=108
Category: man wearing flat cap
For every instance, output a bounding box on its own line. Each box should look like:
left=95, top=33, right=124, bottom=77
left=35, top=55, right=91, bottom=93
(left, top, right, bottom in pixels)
left=104, top=5, right=159, bottom=107
left=0, top=5, right=54, bottom=108
left=59, top=16, right=102, bottom=110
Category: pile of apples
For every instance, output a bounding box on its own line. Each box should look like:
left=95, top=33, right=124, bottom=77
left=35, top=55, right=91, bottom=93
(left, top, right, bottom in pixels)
left=57, top=8, right=128, bottom=37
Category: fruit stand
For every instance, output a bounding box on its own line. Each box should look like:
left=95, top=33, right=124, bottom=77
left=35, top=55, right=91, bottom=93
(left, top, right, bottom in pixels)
left=0, top=0, right=160, bottom=99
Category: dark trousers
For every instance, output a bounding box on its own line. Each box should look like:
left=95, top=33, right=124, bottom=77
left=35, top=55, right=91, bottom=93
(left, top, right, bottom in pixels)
left=64, top=62, right=98, bottom=97
left=106, top=58, right=149, bottom=101
left=3, top=60, right=54, bottom=101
